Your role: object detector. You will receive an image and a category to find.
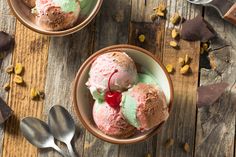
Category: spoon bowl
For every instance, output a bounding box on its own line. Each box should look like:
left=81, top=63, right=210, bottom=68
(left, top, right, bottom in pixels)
left=20, top=117, right=68, bottom=157
left=48, top=105, right=76, bottom=157
left=187, top=0, right=212, bottom=5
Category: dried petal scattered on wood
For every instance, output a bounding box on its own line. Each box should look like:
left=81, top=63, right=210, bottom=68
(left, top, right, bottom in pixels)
left=146, top=153, right=151, bottom=157
left=170, top=12, right=181, bottom=25
left=183, top=143, right=190, bottom=153
left=138, top=34, right=146, bottom=43
left=169, top=41, right=178, bottom=48
left=152, top=2, right=167, bottom=18
left=166, top=64, right=174, bottom=73
left=180, top=65, right=190, bottom=74
left=3, top=83, right=10, bottom=91
left=185, top=54, right=190, bottom=64
left=15, top=63, right=24, bottom=75
left=5, top=65, right=14, bottom=74
left=178, top=57, right=185, bottom=67
left=171, top=29, right=179, bottom=39
left=30, top=88, right=39, bottom=100
left=14, top=75, right=24, bottom=84
left=38, top=91, right=45, bottom=99
left=165, top=138, right=174, bottom=148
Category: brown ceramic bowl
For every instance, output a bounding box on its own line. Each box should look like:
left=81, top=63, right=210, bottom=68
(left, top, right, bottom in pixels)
left=73, top=44, right=174, bottom=144
left=7, top=0, right=103, bottom=36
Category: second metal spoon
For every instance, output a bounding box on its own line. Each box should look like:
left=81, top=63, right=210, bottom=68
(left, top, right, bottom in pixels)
left=48, top=105, right=77, bottom=157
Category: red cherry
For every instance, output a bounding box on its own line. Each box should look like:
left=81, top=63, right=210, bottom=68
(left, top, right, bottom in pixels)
left=105, top=91, right=122, bottom=108
left=105, top=69, right=122, bottom=108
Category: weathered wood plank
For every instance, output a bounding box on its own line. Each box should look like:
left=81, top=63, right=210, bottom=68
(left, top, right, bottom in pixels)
left=195, top=1, right=236, bottom=156
left=39, top=24, right=95, bottom=157
left=83, top=0, right=131, bottom=156
left=155, top=0, right=201, bottom=157
left=119, top=1, right=165, bottom=157
left=131, top=0, right=159, bottom=22
left=2, top=21, right=50, bottom=157
left=0, top=0, right=12, bottom=15
left=119, top=22, right=166, bottom=157
left=0, top=14, right=16, bottom=156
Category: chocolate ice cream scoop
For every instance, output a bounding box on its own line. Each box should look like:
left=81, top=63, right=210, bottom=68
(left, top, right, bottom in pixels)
left=121, top=83, right=169, bottom=131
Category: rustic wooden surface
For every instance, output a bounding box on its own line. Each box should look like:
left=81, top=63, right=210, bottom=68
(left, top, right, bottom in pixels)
left=0, top=0, right=235, bottom=157
left=195, top=0, right=236, bottom=156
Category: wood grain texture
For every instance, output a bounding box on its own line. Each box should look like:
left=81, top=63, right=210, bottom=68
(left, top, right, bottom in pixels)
left=39, top=24, right=95, bottom=157
left=195, top=1, right=236, bottom=156
left=2, top=21, right=50, bottom=157
left=83, top=0, right=131, bottom=157
left=131, top=0, right=159, bottom=22
left=0, top=0, right=12, bottom=15
left=0, top=13, right=16, bottom=157
left=155, top=0, right=201, bottom=157
left=119, top=21, right=165, bottom=157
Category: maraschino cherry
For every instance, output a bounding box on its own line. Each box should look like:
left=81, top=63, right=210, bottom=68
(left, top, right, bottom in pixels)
left=105, top=69, right=122, bottom=108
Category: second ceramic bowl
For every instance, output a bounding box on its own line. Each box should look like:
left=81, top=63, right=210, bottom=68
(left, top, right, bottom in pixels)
left=73, top=44, right=174, bottom=144
left=7, top=0, right=103, bottom=36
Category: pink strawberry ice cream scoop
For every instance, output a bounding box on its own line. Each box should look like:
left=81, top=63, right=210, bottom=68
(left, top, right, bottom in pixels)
left=93, top=101, right=136, bottom=138
left=33, top=0, right=80, bottom=31
left=86, top=52, right=138, bottom=101
left=121, top=83, right=169, bottom=131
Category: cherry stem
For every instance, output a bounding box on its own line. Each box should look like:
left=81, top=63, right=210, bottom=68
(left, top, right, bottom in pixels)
left=108, top=69, right=118, bottom=92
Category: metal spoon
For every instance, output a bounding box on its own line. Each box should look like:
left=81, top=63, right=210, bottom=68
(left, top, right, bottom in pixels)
left=48, top=105, right=77, bottom=157
left=187, top=0, right=212, bottom=5
left=187, top=0, right=236, bottom=25
left=20, top=117, right=68, bottom=157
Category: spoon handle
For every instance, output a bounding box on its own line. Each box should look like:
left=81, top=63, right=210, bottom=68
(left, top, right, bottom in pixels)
left=66, top=141, right=77, bottom=157
left=52, top=144, right=69, bottom=157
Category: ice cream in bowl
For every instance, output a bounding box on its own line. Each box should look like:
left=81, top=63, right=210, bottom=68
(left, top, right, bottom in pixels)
left=73, top=44, right=174, bottom=144
left=7, top=0, right=103, bottom=36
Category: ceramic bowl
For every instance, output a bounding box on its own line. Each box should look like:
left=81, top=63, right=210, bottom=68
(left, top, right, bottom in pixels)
left=73, top=44, right=174, bottom=144
left=7, top=0, right=103, bottom=36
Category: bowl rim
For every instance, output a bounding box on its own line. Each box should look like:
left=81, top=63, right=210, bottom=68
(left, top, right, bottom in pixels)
left=7, top=0, right=103, bottom=36
left=72, top=44, right=174, bottom=144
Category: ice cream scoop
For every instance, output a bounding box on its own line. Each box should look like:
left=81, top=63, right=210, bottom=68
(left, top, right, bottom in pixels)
left=121, top=83, right=169, bottom=131
left=86, top=52, right=138, bottom=102
left=33, top=0, right=80, bottom=31
left=93, top=100, right=136, bottom=138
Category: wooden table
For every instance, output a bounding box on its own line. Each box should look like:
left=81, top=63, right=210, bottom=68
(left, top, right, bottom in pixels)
left=0, top=0, right=235, bottom=156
